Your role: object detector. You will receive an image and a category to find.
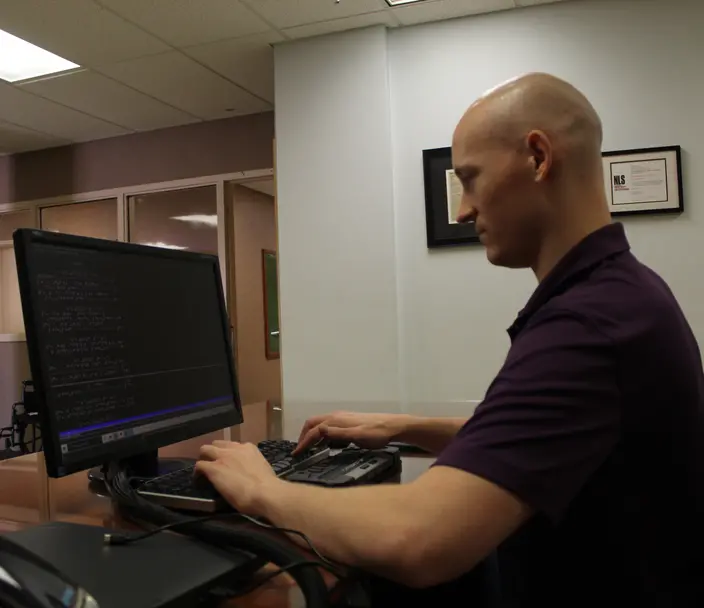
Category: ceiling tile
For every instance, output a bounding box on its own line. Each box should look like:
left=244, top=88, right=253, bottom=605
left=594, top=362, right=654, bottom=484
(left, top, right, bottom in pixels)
left=0, top=0, right=169, bottom=67
left=393, top=0, right=514, bottom=25
left=185, top=32, right=283, bottom=102
left=0, top=82, right=130, bottom=142
left=241, top=0, right=386, bottom=29
left=20, top=70, right=200, bottom=131
left=282, top=11, right=397, bottom=39
left=96, top=0, right=272, bottom=47
left=98, top=52, right=272, bottom=119
left=0, top=120, right=68, bottom=154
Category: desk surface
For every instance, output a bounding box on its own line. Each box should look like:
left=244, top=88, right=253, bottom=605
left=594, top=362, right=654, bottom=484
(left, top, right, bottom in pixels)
left=0, top=453, right=430, bottom=608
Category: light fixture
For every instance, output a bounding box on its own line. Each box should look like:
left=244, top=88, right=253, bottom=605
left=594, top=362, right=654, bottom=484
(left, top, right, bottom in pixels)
left=141, top=242, right=188, bottom=250
left=384, top=0, right=427, bottom=6
left=170, top=214, right=218, bottom=228
left=0, top=29, right=80, bottom=83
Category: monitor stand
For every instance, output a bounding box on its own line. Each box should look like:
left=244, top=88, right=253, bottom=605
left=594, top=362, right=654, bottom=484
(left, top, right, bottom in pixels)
left=87, top=449, right=195, bottom=485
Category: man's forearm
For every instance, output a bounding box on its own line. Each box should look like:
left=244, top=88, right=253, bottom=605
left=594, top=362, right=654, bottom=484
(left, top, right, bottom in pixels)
left=257, top=480, right=421, bottom=583
left=396, top=416, right=467, bottom=455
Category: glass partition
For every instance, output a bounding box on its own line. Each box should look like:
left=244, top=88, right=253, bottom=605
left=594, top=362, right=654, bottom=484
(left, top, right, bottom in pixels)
left=128, top=186, right=218, bottom=255
left=40, top=199, right=118, bottom=240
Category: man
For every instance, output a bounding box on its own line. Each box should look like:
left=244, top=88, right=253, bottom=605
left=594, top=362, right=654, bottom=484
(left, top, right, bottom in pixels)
left=197, top=74, right=704, bottom=605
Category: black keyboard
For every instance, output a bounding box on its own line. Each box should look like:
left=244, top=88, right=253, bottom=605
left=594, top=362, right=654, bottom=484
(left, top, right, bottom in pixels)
left=136, top=439, right=328, bottom=511
left=137, top=441, right=402, bottom=512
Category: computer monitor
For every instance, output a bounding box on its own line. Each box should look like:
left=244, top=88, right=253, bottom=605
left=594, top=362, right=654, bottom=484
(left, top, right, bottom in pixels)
left=13, top=229, right=243, bottom=478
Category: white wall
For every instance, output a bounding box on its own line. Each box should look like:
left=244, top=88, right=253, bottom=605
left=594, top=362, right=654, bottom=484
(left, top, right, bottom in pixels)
left=275, top=0, right=704, bottom=432
left=275, top=27, right=402, bottom=432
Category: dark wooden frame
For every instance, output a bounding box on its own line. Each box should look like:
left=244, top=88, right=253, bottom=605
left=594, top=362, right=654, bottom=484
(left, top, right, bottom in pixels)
left=262, top=249, right=279, bottom=360
left=602, top=145, right=684, bottom=217
left=422, top=147, right=480, bottom=248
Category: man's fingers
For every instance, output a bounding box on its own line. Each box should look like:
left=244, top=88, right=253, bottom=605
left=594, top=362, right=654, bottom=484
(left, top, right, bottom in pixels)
left=297, top=416, right=328, bottom=444
left=195, top=459, right=218, bottom=477
left=212, top=440, right=239, bottom=449
left=200, top=444, right=224, bottom=461
left=294, top=424, right=361, bottom=454
left=293, top=425, right=324, bottom=454
left=323, top=425, right=357, bottom=445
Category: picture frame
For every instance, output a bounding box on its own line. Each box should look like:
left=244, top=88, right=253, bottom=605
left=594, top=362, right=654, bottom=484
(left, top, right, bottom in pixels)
left=602, top=145, right=683, bottom=217
left=422, top=147, right=480, bottom=248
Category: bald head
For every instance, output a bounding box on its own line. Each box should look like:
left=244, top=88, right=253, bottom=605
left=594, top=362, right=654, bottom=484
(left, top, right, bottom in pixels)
left=451, top=73, right=611, bottom=278
left=455, top=73, right=603, bottom=170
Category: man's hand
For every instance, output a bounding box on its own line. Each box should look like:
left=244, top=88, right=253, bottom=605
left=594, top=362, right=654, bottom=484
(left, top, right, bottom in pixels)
left=196, top=440, right=281, bottom=514
left=294, top=412, right=409, bottom=455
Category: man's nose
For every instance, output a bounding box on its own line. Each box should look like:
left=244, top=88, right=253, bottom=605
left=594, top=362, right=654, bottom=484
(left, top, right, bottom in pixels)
left=456, top=205, right=477, bottom=224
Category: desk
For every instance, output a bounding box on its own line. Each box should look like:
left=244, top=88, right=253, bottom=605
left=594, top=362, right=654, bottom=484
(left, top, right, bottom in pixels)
left=0, top=454, right=431, bottom=607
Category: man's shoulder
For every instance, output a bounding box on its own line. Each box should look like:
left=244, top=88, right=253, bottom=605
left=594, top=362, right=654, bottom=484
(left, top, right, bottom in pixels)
left=539, top=253, right=683, bottom=342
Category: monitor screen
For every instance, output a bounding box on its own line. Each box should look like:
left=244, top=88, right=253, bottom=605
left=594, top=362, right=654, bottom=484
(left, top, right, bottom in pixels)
left=13, top=229, right=242, bottom=477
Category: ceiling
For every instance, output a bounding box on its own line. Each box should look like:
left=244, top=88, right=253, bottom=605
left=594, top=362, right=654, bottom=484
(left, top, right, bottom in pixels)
left=0, top=0, right=566, bottom=155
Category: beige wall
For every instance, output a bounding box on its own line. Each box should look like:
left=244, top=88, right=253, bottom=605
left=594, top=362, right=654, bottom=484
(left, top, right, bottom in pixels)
left=0, top=247, right=24, bottom=335
left=231, top=184, right=281, bottom=406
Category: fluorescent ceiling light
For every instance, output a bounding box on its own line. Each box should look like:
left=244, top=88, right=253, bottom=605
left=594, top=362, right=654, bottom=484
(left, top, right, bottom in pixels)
left=141, top=241, right=188, bottom=250
left=170, top=214, right=218, bottom=228
left=0, top=29, right=79, bottom=83
left=384, top=0, right=426, bottom=5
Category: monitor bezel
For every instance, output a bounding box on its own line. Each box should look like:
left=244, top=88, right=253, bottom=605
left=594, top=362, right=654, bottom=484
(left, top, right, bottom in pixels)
left=13, top=228, right=244, bottom=478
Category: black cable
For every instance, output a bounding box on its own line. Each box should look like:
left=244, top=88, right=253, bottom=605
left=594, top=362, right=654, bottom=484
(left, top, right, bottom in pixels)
left=104, top=512, right=243, bottom=545
left=104, top=466, right=332, bottom=608
left=105, top=508, right=345, bottom=577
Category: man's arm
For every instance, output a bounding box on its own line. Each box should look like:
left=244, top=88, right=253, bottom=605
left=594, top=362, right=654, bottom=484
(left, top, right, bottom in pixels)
left=294, top=412, right=468, bottom=456
left=258, top=466, right=530, bottom=586
left=198, top=442, right=531, bottom=588
left=396, top=416, right=468, bottom=455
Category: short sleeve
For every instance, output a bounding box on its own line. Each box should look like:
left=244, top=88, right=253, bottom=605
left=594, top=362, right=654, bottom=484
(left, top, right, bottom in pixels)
left=434, top=308, right=621, bottom=523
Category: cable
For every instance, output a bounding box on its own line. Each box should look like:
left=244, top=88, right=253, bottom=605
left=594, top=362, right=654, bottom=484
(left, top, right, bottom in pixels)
left=104, top=512, right=243, bottom=545
left=104, top=466, right=332, bottom=608
left=105, top=509, right=345, bottom=577
left=105, top=502, right=345, bottom=578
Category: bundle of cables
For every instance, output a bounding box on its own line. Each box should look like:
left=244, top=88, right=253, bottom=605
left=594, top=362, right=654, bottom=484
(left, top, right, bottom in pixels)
left=102, top=463, right=370, bottom=607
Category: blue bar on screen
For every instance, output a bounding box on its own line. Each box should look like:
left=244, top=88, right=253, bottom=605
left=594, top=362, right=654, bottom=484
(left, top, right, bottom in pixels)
left=58, top=395, right=233, bottom=438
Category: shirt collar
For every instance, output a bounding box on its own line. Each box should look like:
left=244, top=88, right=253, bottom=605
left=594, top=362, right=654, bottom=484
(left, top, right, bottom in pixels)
left=508, top=222, right=631, bottom=339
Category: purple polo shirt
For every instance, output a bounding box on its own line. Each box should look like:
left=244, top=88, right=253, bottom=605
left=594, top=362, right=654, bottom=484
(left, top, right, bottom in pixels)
left=436, top=223, right=704, bottom=605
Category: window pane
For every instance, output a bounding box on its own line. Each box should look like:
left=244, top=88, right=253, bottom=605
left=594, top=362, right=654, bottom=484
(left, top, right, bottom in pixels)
left=40, top=199, right=118, bottom=240
left=0, top=210, right=33, bottom=241
left=128, top=186, right=218, bottom=255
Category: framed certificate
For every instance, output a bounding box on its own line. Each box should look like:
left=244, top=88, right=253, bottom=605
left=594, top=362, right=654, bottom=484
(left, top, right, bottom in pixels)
left=422, top=147, right=479, bottom=248
left=602, top=145, right=683, bottom=216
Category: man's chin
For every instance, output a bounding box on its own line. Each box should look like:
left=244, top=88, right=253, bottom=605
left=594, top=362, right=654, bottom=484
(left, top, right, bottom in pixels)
left=485, top=247, right=525, bottom=269
left=485, top=246, right=504, bottom=267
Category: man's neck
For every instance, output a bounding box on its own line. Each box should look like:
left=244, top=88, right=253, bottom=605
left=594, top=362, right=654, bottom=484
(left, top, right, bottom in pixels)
left=532, top=207, right=612, bottom=283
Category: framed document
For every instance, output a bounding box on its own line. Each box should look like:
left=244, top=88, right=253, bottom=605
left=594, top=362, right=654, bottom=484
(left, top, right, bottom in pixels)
left=422, top=147, right=479, bottom=248
left=602, top=145, right=683, bottom=216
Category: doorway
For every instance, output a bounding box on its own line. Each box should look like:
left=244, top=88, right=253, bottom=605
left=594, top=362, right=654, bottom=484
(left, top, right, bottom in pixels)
left=225, top=177, right=282, bottom=443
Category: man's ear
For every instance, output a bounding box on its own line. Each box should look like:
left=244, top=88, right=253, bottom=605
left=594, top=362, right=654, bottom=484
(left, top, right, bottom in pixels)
left=526, top=130, right=552, bottom=182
